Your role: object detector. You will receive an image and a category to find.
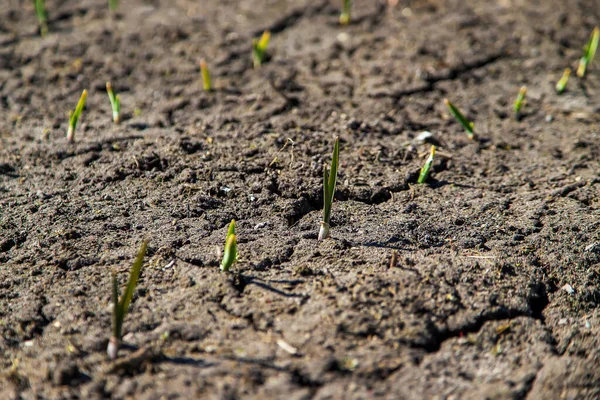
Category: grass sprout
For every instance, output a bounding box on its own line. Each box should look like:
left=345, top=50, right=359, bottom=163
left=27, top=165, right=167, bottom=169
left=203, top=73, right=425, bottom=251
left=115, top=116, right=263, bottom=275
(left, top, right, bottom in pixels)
left=576, top=27, right=599, bottom=78
left=513, top=86, right=527, bottom=118
left=339, top=0, right=351, bottom=25
left=67, top=89, right=88, bottom=142
left=106, top=82, right=121, bottom=124
left=34, top=0, right=48, bottom=36
left=319, top=137, right=340, bottom=241
left=200, top=59, right=212, bottom=91
left=108, top=240, right=148, bottom=360
left=444, top=99, right=475, bottom=140
left=555, top=68, right=571, bottom=94
left=220, top=220, right=238, bottom=272
left=417, top=145, right=436, bottom=184
left=252, top=30, right=271, bottom=69
left=109, top=0, right=118, bottom=12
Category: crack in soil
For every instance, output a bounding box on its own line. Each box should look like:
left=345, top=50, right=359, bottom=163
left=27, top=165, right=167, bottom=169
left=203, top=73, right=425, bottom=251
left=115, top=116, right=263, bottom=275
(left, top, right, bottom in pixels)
left=252, top=0, right=331, bottom=37
left=426, top=280, right=552, bottom=353
left=372, top=51, right=508, bottom=100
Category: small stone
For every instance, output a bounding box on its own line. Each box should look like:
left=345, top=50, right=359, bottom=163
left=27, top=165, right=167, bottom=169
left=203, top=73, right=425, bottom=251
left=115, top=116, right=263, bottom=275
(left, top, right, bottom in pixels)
left=562, top=283, right=575, bottom=295
left=415, top=131, right=434, bottom=143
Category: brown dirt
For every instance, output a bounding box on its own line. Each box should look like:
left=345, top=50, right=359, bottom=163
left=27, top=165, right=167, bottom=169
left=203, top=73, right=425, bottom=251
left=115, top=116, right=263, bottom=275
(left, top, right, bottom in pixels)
left=1, top=0, right=600, bottom=399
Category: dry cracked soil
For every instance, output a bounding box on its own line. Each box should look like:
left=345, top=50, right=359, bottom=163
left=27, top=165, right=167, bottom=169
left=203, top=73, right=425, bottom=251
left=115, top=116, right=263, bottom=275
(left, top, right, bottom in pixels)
left=1, top=0, right=600, bottom=399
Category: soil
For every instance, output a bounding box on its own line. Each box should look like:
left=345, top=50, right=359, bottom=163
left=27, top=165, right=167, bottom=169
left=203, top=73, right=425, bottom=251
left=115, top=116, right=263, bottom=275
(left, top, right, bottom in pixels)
left=1, top=0, right=600, bottom=399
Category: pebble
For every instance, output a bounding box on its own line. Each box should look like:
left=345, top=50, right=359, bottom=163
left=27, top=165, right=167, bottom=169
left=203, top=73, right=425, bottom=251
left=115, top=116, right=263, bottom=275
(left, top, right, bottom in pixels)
left=562, top=283, right=575, bottom=295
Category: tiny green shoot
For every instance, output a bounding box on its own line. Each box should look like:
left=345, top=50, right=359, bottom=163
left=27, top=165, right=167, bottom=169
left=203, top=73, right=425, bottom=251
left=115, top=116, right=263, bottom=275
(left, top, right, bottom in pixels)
left=67, top=89, right=88, bottom=142
left=513, top=86, right=527, bottom=118
left=34, top=0, right=48, bottom=37
left=220, top=220, right=238, bottom=272
left=555, top=68, right=571, bottom=94
left=444, top=99, right=475, bottom=140
left=252, top=30, right=271, bottom=69
left=319, top=137, right=340, bottom=241
left=417, top=145, right=436, bottom=184
left=200, top=59, right=212, bottom=92
left=106, top=82, right=121, bottom=124
left=576, top=27, right=599, bottom=78
left=108, top=240, right=148, bottom=360
left=109, top=0, right=118, bottom=12
left=339, top=0, right=351, bottom=25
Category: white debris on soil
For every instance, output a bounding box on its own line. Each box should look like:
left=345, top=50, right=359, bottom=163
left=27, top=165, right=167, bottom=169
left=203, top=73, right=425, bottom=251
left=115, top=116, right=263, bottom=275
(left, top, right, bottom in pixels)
left=562, top=283, right=575, bottom=295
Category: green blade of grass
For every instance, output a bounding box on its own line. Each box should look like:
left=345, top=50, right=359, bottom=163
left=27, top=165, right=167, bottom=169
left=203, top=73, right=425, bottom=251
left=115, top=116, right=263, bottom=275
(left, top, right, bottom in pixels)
left=513, top=86, right=527, bottom=117
left=118, top=240, right=148, bottom=315
left=109, top=0, right=118, bottom=11
left=34, top=0, right=48, bottom=36
left=200, top=59, right=212, bottom=91
left=221, top=220, right=238, bottom=271
left=444, top=99, right=475, bottom=140
left=577, top=27, right=599, bottom=78
left=322, top=166, right=331, bottom=224
left=221, top=232, right=238, bottom=272
left=555, top=68, right=571, bottom=94
left=226, top=219, right=236, bottom=238
left=67, top=89, right=88, bottom=142
left=106, top=82, right=120, bottom=124
left=339, top=0, right=351, bottom=25
left=327, top=137, right=340, bottom=215
left=319, top=137, right=339, bottom=240
left=257, top=31, right=270, bottom=51
left=417, top=145, right=436, bottom=184
left=252, top=31, right=271, bottom=69
left=109, top=240, right=147, bottom=359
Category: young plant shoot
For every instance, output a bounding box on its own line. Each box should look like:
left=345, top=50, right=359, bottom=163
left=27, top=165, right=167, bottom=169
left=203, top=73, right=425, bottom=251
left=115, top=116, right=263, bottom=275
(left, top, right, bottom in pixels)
left=106, top=82, right=121, bottom=124
left=339, top=0, right=351, bottom=25
left=67, top=89, right=88, bottom=142
left=252, top=30, right=271, bottom=69
left=576, top=27, right=599, bottom=78
left=444, top=99, right=475, bottom=140
left=319, top=137, right=340, bottom=241
left=417, top=145, right=436, bottom=184
left=109, top=0, right=118, bottom=12
left=513, top=86, right=527, bottom=118
left=200, top=59, right=212, bottom=91
left=34, top=0, right=48, bottom=36
left=555, top=68, right=571, bottom=94
left=108, top=240, right=148, bottom=360
left=220, top=220, right=238, bottom=272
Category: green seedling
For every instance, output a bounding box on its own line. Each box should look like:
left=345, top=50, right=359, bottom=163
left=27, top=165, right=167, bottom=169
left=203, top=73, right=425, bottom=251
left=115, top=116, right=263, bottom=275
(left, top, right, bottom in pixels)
left=34, top=0, right=48, bottom=36
left=417, top=145, right=436, bottom=184
left=555, top=68, right=571, bottom=94
left=339, top=0, right=351, bottom=25
left=576, top=27, right=599, bottom=78
left=106, top=82, right=121, bottom=124
left=109, top=0, right=118, bottom=11
left=220, top=220, right=238, bottom=272
left=200, top=59, right=212, bottom=91
left=252, top=30, right=271, bottom=69
left=513, top=86, right=527, bottom=118
left=319, top=137, right=340, bottom=241
left=66, top=89, right=88, bottom=142
left=108, top=240, right=148, bottom=360
left=444, top=99, right=475, bottom=140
